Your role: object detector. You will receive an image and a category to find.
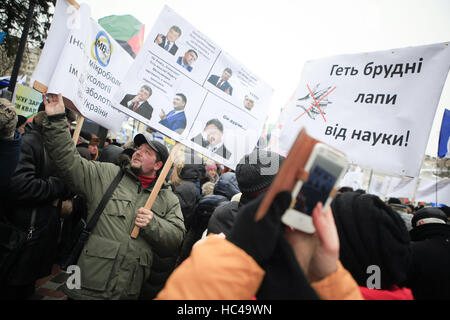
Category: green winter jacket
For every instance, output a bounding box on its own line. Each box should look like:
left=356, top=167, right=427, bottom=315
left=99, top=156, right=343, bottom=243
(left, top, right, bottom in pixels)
left=43, top=113, right=185, bottom=300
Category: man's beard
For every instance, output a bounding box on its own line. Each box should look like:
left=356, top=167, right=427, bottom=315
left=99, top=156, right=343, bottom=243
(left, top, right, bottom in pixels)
left=130, top=163, right=143, bottom=175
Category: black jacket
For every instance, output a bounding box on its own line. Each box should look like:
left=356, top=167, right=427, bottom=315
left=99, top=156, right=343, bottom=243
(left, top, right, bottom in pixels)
left=172, top=164, right=204, bottom=229
left=0, top=113, right=70, bottom=285
left=176, top=194, right=229, bottom=266
left=120, top=94, right=153, bottom=120
left=173, top=180, right=198, bottom=230
left=207, top=194, right=253, bottom=237
left=0, top=130, right=22, bottom=189
left=213, top=172, right=240, bottom=199
left=406, top=223, right=450, bottom=300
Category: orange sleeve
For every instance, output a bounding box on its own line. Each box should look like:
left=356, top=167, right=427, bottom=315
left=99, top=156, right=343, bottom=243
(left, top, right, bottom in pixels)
left=156, top=236, right=265, bottom=300
left=311, top=261, right=364, bottom=300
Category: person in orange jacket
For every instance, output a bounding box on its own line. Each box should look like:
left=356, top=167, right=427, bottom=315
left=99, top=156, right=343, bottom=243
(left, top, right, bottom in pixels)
left=157, top=191, right=363, bottom=300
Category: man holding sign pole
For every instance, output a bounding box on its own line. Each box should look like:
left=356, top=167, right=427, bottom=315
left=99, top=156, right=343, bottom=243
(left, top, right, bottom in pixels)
left=41, top=93, right=185, bottom=300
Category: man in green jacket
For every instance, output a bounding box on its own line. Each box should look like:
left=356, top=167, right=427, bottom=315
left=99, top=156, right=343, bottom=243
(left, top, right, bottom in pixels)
left=42, top=93, right=185, bottom=300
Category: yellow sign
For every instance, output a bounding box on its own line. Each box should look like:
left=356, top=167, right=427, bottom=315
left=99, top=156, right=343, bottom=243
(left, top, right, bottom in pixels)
left=13, top=84, right=43, bottom=118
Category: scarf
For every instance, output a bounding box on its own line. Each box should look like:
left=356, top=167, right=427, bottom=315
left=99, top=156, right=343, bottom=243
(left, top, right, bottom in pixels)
left=138, top=174, right=156, bottom=189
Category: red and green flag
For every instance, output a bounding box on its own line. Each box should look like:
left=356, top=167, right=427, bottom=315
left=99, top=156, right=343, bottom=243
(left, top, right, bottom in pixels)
left=98, top=15, right=145, bottom=58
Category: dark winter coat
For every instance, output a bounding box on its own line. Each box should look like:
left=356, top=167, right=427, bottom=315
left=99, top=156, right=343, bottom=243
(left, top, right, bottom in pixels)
left=207, top=194, right=253, bottom=237
left=406, top=223, right=450, bottom=300
left=0, top=130, right=22, bottom=189
left=213, top=172, right=240, bottom=200
left=98, top=144, right=124, bottom=164
left=172, top=180, right=198, bottom=230
left=176, top=194, right=229, bottom=266
left=0, top=112, right=70, bottom=285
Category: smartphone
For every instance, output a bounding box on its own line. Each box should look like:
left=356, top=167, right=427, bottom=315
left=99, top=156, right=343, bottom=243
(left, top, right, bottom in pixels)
left=281, top=143, right=348, bottom=233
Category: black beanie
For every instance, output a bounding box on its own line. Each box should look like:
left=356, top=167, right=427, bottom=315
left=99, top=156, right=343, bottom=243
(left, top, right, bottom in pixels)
left=411, top=207, right=447, bottom=227
left=235, top=150, right=284, bottom=193
left=331, top=192, right=411, bottom=289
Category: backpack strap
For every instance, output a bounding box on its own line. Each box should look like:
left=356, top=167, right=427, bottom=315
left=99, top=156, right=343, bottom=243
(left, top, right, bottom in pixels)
left=86, top=168, right=125, bottom=232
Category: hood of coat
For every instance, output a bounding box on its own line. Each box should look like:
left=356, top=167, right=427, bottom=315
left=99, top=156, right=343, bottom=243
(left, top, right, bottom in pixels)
left=213, top=172, right=240, bottom=200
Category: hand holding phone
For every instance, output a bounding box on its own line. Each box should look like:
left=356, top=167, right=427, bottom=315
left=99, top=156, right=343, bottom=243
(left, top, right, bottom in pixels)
left=285, top=201, right=340, bottom=282
left=281, top=142, right=348, bottom=233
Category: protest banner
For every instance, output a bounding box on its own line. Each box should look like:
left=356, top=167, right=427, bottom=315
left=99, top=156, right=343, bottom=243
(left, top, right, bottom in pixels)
left=12, top=84, right=43, bottom=119
left=415, top=178, right=450, bottom=205
left=368, top=174, right=418, bottom=199
left=31, top=0, right=74, bottom=93
left=32, top=1, right=129, bottom=133
left=338, top=166, right=365, bottom=191
left=271, top=42, right=450, bottom=177
left=113, top=5, right=273, bottom=169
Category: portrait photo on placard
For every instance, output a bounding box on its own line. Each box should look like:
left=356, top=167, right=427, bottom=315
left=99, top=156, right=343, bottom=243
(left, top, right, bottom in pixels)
left=148, top=6, right=221, bottom=85
left=186, top=93, right=261, bottom=167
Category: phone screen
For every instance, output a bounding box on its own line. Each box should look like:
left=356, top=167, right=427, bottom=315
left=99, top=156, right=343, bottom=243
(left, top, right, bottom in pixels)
left=293, top=154, right=344, bottom=215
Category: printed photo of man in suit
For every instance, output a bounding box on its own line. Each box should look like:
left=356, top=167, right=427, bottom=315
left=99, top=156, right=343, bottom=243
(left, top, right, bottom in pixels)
left=243, top=95, right=255, bottom=111
left=191, top=118, right=232, bottom=160
left=120, top=85, right=153, bottom=120
left=159, top=93, right=187, bottom=134
left=176, top=49, right=198, bottom=72
left=154, top=26, right=182, bottom=56
left=207, top=68, right=233, bottom=96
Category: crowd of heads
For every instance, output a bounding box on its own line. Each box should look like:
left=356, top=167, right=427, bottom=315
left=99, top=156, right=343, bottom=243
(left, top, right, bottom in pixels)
left=1, top=96, right=449, bottom=300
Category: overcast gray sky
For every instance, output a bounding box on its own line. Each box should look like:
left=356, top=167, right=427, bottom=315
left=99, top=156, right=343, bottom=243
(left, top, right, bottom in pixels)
left=80, top=0, right=450, bottom=156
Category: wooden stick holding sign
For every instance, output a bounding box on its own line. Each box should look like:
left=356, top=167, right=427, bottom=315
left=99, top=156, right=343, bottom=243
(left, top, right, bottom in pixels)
left=131, top=142, right=183, bottom=239
left=66, top=0, right=80, bottom=9
left=72, top=114, right=84, bottom=144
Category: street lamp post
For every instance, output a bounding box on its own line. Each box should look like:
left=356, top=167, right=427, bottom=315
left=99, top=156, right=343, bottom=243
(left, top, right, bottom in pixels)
left=7, top=0, right=37, bottom=95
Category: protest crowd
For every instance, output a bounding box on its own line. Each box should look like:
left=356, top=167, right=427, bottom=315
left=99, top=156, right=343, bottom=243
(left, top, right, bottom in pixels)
left=0, top=94, right=449, bottom=301
left=1, top=0, right=449, bottom=304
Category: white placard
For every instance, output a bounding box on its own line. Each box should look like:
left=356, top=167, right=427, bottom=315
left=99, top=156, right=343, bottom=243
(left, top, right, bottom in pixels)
left=274, top=42, right=450, bottom=177
left=415, top=178, right=450, bottom=205
left=31, top=0, right=73, bottom=88
left=113, top=6, right=273, bottom=169
left=32, top=2, right=129, bottom=132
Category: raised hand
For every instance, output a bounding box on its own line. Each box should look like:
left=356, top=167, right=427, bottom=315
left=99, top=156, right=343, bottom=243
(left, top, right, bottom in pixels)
left=154, top=34, right=163, bottom=45
left=42, top=93, right=65, bottom=116
left=159, top=109, right=166, bottom=120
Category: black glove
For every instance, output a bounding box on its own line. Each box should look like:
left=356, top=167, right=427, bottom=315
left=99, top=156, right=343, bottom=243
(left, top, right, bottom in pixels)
left=228, top=191, right=319, bottom=300
left=256, top=235, right=319, bottom=300
left=228, top=191, right=292, bottom=266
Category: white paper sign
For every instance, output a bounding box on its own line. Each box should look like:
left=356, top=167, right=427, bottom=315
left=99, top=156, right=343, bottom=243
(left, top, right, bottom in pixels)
left=415, top=178, right=450, bottom=205
left=45, top=4, right=130, bottom=132
left=113, top=6, right=273, bottom=169
left=31, top=0, right=73, bottom=88
left=338, top=167, right=364, bottom=190
left=274, top=42, right=450, bottom=177
left=368, top=174, right=418, bottom=199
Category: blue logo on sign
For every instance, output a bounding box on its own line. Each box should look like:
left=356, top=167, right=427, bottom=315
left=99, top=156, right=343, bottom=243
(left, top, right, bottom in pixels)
left=92, top=31, right=112, bottom=67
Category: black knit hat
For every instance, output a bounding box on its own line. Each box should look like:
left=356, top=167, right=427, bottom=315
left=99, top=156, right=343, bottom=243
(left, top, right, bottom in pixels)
left=235, top=150, right=284, bottom=193
left=331, top=192, right=411, bottom=289
left=411, top=207, right=447, bottom=227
